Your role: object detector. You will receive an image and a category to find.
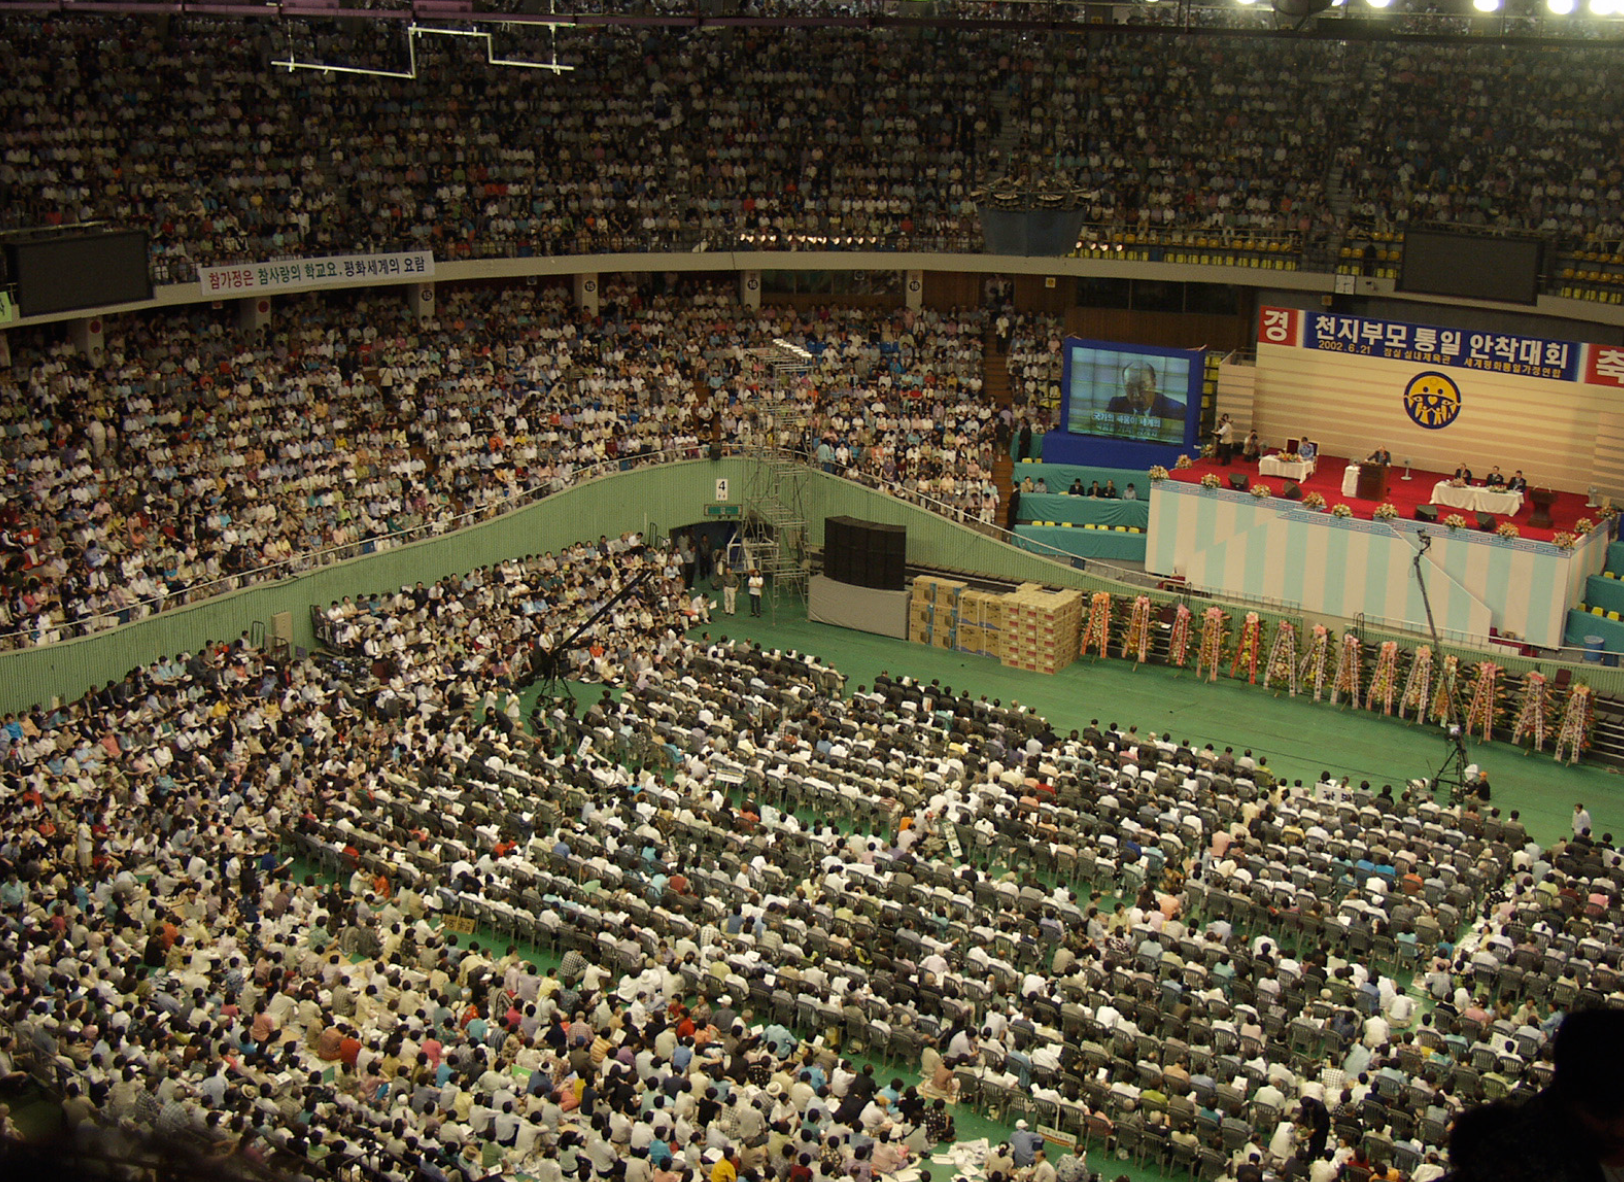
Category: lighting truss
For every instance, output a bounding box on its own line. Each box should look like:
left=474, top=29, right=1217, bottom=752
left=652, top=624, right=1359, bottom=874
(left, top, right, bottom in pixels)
left=273, top=19, right=575, bottom=78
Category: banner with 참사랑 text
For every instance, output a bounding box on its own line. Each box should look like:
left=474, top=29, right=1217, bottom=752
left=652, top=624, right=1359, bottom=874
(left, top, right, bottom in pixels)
left=197, top=251, right=435, bottom=297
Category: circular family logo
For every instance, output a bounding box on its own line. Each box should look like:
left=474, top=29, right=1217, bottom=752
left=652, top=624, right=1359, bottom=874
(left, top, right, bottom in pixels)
left=1402, top=371, right=1461, bottom=430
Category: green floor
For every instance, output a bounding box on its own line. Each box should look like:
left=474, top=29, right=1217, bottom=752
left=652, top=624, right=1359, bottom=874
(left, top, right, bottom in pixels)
left=686, top=589, right=1624, bottom=854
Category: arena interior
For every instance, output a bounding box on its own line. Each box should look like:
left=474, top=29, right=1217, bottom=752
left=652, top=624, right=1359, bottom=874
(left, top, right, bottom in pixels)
left=3, top=6, right=1624, bottom=1182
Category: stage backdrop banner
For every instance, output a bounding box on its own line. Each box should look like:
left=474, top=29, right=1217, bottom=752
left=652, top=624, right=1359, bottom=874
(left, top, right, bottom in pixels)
left=1146, top=481, right=1608, bottom=649
left=1252, top=306, right=1621, bottom=494
left=806, top=575, right=910, bottom=639
left=199, top=251, right=435, bottom=297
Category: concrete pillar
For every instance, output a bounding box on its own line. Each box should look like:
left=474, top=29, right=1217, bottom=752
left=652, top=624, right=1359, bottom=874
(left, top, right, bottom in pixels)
left=406, top=282, right=436, bottom=322
left=905, top=269, right=924, bottom=311
left=70, top=315, right=106, bottom=366
left=740, top=270, right=762, bottom=309
left=239, top=295, right=272, bottom=335
left=574, top=273, right=600, bottom=317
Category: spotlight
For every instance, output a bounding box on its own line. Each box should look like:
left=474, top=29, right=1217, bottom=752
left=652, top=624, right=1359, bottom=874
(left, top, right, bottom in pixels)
left=1236, top=0, right=1258, bottom=6
left=1590, top=0, right=1614, bottom=13
left=1367, top=0, right=1392, bottom=7
left=1547, top=0, right=1575, bottom=11
left=1472, top=0, right=1500, bottom=10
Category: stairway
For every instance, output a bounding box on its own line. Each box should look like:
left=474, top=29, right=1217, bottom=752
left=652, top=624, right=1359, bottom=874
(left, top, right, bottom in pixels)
left=984, top=331, right=1015, bottom=530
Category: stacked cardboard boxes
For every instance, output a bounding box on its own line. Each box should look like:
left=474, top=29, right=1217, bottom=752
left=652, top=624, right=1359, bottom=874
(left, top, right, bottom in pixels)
left=953, top=589, right=1005, bottom=659
left=1000, top=585, right=1084, bottom=675
left=908, top=576, right=968, bottom=649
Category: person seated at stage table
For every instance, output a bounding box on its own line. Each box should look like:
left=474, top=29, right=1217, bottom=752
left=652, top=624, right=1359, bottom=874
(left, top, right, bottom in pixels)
left=1102, top=480, right=1120, bottom=499
left=1021, top=475, right=1036, bottom=492
left=1454, top=461, right=1474, bottom=483
left=1485, top=466, right=1507, bottom=488
left=1242, top=430, right=1261, bottom=463
left=1297, top=437, right=1318, bottom=462
left=1124, top=483, right=1139, bottom=501
left=1507, top=470, right=1529, bottom=493
left=1069, top=478, right=1085, bottom=495
left=1368, top=445, right=1393, bottom=465
left=1034, top=476, right=1048, bottom=493
left=1088, top=481, right=1103, bottom=498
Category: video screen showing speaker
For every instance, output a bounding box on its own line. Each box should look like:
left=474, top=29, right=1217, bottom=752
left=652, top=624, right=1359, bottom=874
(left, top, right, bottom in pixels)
left=1060, top=338, right=1205, bottom=447
left=823, top=516, right=906, bottom=591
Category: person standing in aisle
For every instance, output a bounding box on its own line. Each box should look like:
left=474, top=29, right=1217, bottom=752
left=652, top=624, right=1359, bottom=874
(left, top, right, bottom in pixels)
left=721, top=565, right=739, bottom=616
left=748, top=570, right=764, bottom=617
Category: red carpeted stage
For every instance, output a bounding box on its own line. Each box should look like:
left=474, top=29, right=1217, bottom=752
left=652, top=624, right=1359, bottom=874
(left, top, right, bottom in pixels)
left=1168, top=454, right=1595, bottom=542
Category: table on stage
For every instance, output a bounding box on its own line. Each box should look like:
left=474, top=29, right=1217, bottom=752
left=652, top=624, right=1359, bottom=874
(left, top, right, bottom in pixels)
left=1431, top=482, right=1524, bottom=515
left=1260, top=454, right=1316, bottom=480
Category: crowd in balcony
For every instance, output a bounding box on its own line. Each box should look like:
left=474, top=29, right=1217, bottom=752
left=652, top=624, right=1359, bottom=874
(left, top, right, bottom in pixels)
left=6, top=16, right=1624, bottom=278
left=0, top=282, right=1016, bottom=648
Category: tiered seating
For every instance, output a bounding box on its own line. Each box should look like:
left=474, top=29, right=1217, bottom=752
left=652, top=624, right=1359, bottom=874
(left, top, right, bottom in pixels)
left=1565, top=540, right=1624, bottom=656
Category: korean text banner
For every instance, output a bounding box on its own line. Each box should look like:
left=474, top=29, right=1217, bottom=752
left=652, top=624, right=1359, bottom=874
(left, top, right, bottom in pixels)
left=1299, top=310, right=1580, bottom=383
left=198, top=252, right=435, bottom=297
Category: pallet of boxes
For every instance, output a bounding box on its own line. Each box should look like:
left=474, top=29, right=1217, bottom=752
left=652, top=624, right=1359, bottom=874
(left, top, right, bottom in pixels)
left=909, top=576, right=967, bottom=651
left=953, top=587, right=1007, bottom=660
left=1000, top=583, right=1083, bottom=675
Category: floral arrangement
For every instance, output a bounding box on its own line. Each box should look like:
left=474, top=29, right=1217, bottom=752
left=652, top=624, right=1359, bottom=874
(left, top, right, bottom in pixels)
left=1449, top=477, right=1468, bottom=489
left=1080, top=591, right=1114, bottom=658
left=1300, top=624, right=1333, bottom=702
left=1175, top=455, right=1195, bottom=470
left=1200, top=443, right=1216, bottom=459
left=1555, top=683, right=1594, bottom=765
left=1331, top=504, right=1354, bottom=519
left=1574, top=518, right=1596, bottom=536
left=1431, top=654, right=1462, bottom=727
left=1282, top=452, right=1302, bottom=463
left=1250, top=484, right=1273, bottom=499
left=1168, top=604, right=1193, bottom=668
left=1599, top=504, right=1619, bottom=521
left=1200, top=474, right=1222, bottom=490
left=1365, top=640, right=1401, bottom=715
left=1331, top=631, right=1363, bottom=708
left=1463, top=661, right=1502, bottom=742
left=1372, top=502, right=1400, bottom=521
left=1122, top=595, right=1153, bottom=664
left=1496, top=522, right=1520, bottom=540
left=1195, top=607, right=1228, bottom=684
left=1510, top=671, right=1551, bottom=751
left=1264, top=621, right=1300, bottom=695
left=1444, top=514, right=1469, bottom=531
left=1148, top=465, right=1171, bottom=483
left=1231, top=612, right=1266, bottom=683
left=1302, top=492, right=1327, bottom=510
left=1400, top=645, right=1433, bottom=720
left=1552, top=532, right=1579, bottom=551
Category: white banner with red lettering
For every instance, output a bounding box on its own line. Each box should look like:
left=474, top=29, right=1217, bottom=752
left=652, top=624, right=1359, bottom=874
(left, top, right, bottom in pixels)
left=198, top=251, right=434, bottom=297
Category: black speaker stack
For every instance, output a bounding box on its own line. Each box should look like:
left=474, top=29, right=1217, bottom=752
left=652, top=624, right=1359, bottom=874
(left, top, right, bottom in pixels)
left=824, top=517, right=907, bottom=591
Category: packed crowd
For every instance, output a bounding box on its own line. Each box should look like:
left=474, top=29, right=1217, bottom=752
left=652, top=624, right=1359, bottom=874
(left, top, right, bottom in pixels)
left=2, top=522, right=1622, bottom=1182
left=7, top=16, right=1624, bottom=276
left=0, top=281, right=1013, bottom=649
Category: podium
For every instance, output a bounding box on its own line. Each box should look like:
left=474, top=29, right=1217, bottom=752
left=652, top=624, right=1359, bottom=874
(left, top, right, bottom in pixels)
left=1529, top=487, right=1557, bottom=529
left=1355, top=463, right=1390, bottom=502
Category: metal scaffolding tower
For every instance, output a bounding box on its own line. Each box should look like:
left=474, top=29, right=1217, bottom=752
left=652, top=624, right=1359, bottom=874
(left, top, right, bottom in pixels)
left=736, top=340, right=817, bottom=624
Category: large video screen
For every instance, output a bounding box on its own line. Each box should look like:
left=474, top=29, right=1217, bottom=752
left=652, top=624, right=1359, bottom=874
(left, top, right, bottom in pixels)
left=1061, top=339, right=1203, bottom=445
left=6, top=230, right=152, bottom=317
left=1398, top=229, right=1542, bottom=307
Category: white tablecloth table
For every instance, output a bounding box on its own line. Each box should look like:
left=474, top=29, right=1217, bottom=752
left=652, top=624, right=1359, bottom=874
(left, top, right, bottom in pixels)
left=1260, top=455, right=1316, bottom=480
left=1341, top=465, right=1361, bottom=497
left=1430, top=482, right=1523, bottom=515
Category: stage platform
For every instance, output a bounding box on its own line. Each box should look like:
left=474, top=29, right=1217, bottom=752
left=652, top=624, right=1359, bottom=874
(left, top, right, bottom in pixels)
left=1167, top=455, right=1595, bottom=543
left=1146, top=476, right=1610, bottom=649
